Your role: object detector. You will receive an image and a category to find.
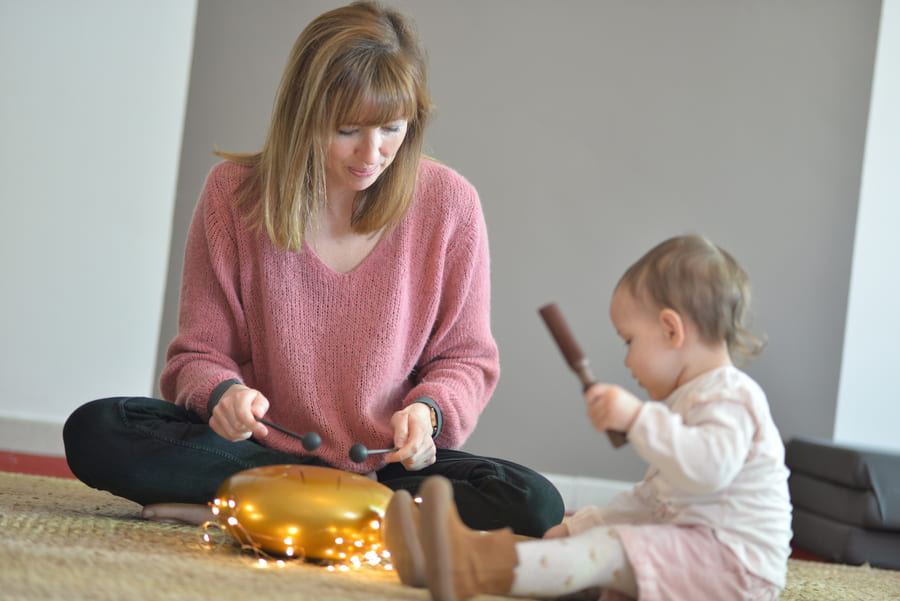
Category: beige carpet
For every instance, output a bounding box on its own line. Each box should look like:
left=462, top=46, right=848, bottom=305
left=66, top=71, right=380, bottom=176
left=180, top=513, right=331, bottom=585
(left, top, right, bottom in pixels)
left=1, top=472, right=898, bottom=601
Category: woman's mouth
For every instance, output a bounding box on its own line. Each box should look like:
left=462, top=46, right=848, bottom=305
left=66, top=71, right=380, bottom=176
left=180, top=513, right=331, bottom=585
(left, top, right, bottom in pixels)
left=349, top=165, right=379, bottom=178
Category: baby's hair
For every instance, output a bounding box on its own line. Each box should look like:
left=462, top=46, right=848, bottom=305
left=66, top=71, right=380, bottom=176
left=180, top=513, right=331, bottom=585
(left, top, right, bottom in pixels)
left=618, top=235, right=766, bottom=362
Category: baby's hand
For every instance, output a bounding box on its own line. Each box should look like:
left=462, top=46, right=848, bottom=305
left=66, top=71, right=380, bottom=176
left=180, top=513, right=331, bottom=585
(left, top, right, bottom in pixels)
left=584, top=384, right=642, bottom=434
left=542, top=522, right=571, bottom=539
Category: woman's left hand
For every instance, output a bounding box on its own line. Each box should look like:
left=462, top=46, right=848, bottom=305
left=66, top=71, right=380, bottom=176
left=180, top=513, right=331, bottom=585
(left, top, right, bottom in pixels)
left=385, top=403, right=437, bottom=471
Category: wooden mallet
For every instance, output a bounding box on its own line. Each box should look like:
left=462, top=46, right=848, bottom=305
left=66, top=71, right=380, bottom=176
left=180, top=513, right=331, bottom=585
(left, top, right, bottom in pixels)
left=538, top=303, right=628, bottom=448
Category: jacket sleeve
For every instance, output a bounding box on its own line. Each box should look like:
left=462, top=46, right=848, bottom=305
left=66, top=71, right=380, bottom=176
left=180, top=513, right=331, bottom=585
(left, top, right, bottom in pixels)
left=628, top=398, right=758, bottom=494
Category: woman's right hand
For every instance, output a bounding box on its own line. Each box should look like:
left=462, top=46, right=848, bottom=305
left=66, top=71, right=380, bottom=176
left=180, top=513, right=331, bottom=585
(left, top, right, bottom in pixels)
left=209, top=383, right=270, bottom=442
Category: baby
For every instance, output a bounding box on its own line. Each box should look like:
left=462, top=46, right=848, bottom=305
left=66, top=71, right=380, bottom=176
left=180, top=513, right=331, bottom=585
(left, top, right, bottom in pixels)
left=384, top=234, right=792, bottom=601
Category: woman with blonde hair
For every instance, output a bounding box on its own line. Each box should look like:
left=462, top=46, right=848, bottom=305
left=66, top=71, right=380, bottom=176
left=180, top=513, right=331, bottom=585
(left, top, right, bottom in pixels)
left=63, top=1, right=563, bottom=563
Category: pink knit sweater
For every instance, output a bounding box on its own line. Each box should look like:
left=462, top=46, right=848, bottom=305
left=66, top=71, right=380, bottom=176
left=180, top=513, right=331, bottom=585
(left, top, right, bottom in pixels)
left=160, top=159, right=499, bottom=472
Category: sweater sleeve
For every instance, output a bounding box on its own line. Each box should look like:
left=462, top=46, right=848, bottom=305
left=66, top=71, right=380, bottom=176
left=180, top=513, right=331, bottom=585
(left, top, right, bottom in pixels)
left=628, top=397, right=758, bottom=494
left=159, top=164, right=251, bottom=419
left=404, top=169, right=499, bottom=448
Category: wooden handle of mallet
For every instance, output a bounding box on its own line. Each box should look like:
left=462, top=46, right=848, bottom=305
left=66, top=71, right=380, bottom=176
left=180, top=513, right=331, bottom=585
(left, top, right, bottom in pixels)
left=539, top=303, right=629, bottom=448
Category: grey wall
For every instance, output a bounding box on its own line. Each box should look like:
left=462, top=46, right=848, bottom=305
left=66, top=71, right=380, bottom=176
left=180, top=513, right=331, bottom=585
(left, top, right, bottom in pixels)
left=158, top=0, right=881, bottom=482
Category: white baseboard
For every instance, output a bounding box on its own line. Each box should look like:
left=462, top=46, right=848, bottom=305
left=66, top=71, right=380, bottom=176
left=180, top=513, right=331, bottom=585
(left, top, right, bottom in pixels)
left=543, top=472, right=632, bottom=514
left=0, top=415, right=65, bottom=456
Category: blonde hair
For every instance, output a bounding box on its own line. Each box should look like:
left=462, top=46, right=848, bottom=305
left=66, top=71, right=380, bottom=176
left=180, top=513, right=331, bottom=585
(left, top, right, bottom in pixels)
left=618, top=235, right=766, bottom=362
left=217, top=1, right=433, bottom=252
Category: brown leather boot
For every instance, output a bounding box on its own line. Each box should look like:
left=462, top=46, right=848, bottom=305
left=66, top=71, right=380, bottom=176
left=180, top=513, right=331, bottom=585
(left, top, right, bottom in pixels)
left=419, top=476, right=519, bottom=601
left=382, top=489, right=426, bottom=587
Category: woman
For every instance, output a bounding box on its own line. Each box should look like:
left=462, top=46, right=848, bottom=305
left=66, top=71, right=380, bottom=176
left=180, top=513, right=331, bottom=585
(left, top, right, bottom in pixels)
left=64, top=1, right=562, bottom=545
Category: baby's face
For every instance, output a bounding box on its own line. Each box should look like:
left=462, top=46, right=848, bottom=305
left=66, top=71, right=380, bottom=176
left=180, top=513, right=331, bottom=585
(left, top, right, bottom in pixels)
left=609, top=287, right=681, bottom=400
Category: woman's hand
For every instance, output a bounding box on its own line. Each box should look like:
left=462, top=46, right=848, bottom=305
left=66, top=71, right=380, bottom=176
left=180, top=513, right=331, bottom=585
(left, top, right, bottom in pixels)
left=384, top=403, right=437, bottom=471
left=584, top=384, right=642, bottom=435
left=209, top=384, right=270, bottom=442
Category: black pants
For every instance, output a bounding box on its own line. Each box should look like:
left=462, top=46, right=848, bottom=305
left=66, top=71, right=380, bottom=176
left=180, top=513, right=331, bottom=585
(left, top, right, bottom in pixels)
left=63, top=397, right=564, bottom=537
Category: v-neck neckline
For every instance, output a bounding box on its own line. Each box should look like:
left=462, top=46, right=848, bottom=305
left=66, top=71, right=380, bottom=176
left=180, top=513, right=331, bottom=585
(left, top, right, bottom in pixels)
left=302, top=229, right=388, bottom=277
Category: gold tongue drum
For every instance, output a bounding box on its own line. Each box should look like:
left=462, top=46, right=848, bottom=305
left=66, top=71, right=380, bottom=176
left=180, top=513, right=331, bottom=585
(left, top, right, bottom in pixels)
left=212, top=464, right=393, bottom=561
left=538, top=303, right=628, bottom=448
left=211, top=422, right=394, bottom=561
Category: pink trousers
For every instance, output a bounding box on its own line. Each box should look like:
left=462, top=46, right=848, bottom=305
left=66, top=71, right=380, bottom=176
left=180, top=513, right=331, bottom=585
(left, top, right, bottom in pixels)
left=611, top=524, right=780, bottom=601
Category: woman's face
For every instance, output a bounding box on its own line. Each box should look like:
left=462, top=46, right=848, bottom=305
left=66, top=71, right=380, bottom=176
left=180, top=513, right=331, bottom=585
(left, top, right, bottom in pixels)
left=325, top=117, right=408, bottom=201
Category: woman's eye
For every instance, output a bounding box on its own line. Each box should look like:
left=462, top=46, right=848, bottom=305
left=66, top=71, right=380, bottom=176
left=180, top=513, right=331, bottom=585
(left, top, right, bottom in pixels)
left=382, top=121, right=407, bottom=134
left=337, top=128, right=357, bottom=136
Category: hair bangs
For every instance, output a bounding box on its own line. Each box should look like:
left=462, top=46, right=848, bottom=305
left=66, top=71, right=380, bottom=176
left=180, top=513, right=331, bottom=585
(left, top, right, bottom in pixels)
left=328, top=54, right=419, bottom=128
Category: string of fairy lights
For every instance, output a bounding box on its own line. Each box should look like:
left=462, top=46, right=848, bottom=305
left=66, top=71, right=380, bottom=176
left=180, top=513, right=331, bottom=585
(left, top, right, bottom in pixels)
left=197, top=485, right=408, bottom=573
left=199, top=517, right=395, bottom=571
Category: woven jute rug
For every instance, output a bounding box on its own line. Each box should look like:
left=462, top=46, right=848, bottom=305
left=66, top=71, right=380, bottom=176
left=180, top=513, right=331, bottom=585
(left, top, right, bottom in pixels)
left=1, top=472, right=897, bottom=601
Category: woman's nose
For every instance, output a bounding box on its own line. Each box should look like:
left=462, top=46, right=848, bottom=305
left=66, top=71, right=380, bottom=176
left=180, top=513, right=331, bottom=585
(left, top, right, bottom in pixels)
left=357, top=130, right=382, bottom=163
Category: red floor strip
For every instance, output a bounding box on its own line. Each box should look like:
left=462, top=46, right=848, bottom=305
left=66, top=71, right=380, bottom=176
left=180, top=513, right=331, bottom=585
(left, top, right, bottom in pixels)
left=790, top=546, right=824, bottom=562
left=0, top=451, right=76, bottom=479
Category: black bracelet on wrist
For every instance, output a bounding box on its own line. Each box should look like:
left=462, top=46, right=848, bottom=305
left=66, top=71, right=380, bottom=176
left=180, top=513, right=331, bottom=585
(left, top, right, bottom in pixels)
left=208, top=378, right=242, bottom=416
left=413, top=396, right=442, bottom=439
